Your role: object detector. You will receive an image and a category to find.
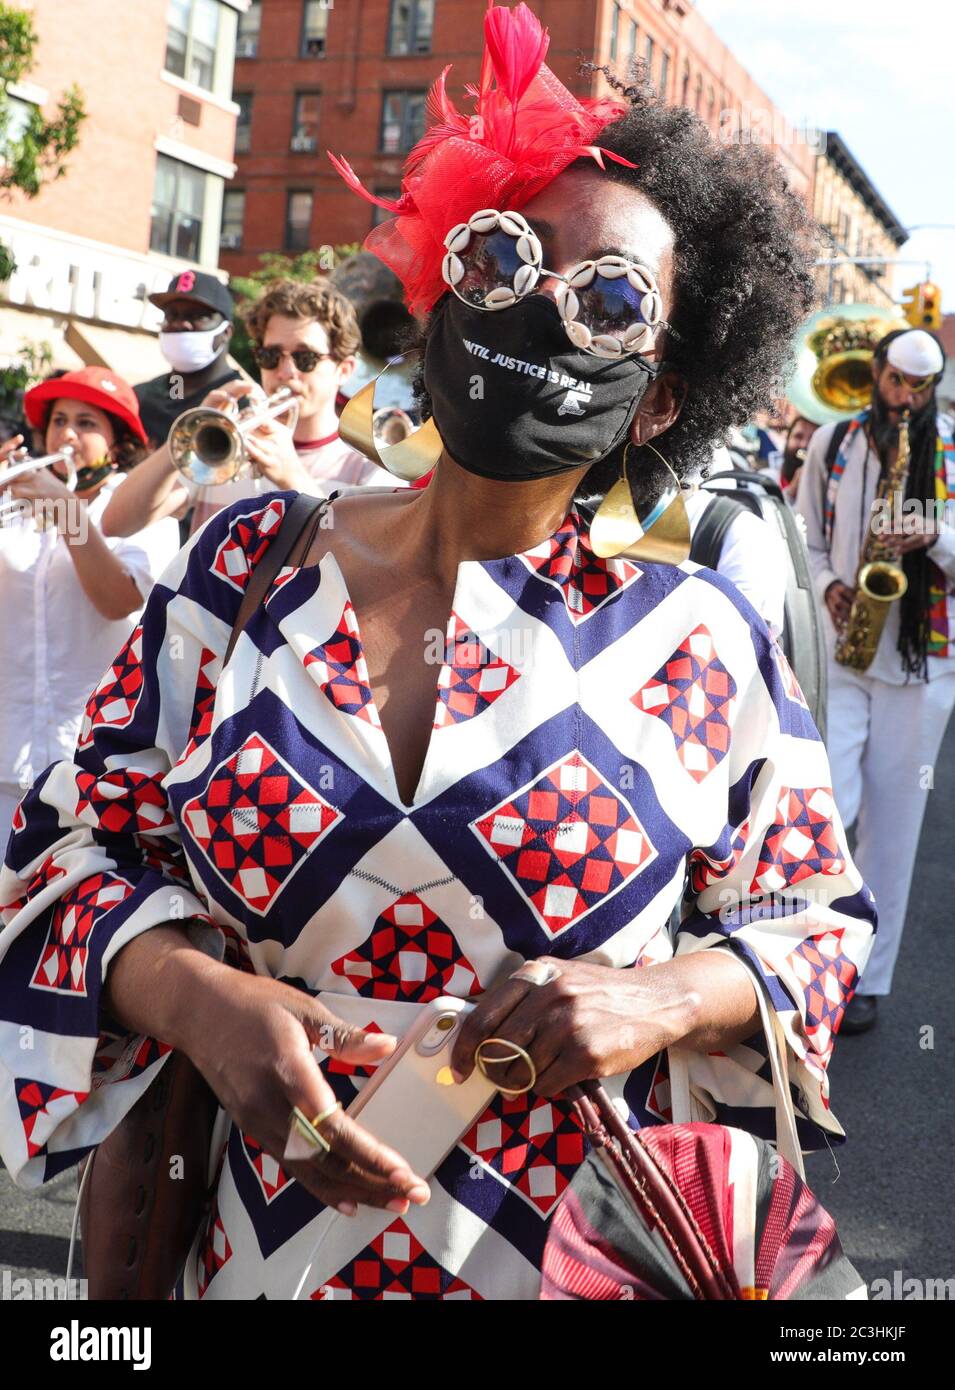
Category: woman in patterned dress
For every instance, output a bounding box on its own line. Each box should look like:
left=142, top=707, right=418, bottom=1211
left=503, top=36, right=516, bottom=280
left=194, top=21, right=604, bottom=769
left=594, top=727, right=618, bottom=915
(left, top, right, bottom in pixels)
left=0, top=8, right=875, bottom=1299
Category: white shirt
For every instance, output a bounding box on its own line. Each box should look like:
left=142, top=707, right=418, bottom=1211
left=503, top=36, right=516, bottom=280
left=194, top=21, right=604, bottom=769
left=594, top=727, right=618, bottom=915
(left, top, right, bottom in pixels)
left=186, top=435, right=399, bottom=534
left=683, top=488, right=788, bottom=637
left=795, top=416, right=955, bottom=684
left=0, top=473, right=180, bottom=789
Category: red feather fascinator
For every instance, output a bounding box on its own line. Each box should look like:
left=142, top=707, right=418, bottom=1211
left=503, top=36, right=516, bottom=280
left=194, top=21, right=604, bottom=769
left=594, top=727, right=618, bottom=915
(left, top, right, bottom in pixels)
left=328, top=1, right=635, bottom=317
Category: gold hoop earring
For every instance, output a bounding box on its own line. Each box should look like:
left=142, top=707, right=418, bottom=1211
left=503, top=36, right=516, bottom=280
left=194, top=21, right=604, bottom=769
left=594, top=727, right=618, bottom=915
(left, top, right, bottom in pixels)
left=590, top=440, right=691, bottom=564
left=338, top=353, right=443, bottom=481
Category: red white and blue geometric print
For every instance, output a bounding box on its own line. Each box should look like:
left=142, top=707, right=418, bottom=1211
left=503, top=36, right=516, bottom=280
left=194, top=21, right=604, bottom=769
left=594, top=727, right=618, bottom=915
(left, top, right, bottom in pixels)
left=633, top=624, right=736, bottom=781
left=75, top=766, right=175, bottom=836
left=786, top=930, right=858, bottom=1062
left=181, top=731, right=342, bottom=914
left=434, top=613, right=521, bottom=727
left=470, top=750, right=655, bottom=937
left=520, top=513, right=639, bottom=623
left=750, top=787, right=845, bottom=895
left=197, top=1189, right=233, bottom=1298
left=241, top=1131, right=293, bottom=1204
left=316, top=1219, right=482, bottom=1300
left=211, top=497, right=286, bottom=593
left=330, top=892, right=482, bottom=1002
left=0, top=491, right=876, bottom=1301
left=30, top=872, right=134, bottom=995
left=78, top=625, right=145, bottom=749
left=460, top=1090, right=587, bottom=1217
left=15, top=1079, right=88, bottom=1158
left=304, top=600, right=379, bottom=725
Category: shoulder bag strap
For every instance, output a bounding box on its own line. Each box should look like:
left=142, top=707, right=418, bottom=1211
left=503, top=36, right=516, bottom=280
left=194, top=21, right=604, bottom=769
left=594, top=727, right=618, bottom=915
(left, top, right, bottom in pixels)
left=224, top=492, right=330, bottom=666
left=689, top=495, right=745, bottom=570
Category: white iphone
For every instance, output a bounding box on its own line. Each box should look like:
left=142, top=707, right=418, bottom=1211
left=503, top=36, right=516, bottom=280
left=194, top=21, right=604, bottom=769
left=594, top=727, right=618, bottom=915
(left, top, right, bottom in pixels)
left=285, top=996, right=498, bottom=1179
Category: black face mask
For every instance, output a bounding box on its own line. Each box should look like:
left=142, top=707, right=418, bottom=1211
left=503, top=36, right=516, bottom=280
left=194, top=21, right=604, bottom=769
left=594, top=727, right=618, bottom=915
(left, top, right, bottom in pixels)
left=423, top=294, right=661, bottom=481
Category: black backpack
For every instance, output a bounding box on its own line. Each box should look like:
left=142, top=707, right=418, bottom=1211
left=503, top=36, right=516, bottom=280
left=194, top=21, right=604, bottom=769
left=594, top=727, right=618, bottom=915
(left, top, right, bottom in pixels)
left=688, top=469, right=828, bottom=742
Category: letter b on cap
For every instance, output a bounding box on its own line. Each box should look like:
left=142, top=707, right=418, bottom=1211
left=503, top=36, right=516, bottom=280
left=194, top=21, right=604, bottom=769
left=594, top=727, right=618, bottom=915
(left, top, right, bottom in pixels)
left=178, top=270, right=196, bottom=293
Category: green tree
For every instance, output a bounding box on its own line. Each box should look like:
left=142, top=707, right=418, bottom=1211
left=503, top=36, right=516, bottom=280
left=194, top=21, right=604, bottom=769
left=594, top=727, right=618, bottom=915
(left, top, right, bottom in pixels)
left=0, top=2, right=86, bottom=275
left=228, top=244, right=360, bottom=378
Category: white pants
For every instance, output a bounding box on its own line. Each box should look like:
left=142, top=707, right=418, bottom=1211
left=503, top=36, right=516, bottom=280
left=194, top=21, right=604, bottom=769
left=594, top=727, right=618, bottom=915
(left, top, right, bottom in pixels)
left=826, top=663, right=955, bottom=995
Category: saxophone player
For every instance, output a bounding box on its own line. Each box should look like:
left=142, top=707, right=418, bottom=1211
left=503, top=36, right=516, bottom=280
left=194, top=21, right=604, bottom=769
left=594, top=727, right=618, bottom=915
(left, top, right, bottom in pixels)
left=795, top=328, right=952, bottom=1033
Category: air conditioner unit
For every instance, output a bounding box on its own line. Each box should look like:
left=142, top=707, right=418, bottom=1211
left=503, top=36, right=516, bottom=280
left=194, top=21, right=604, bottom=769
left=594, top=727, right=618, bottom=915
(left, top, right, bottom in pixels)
left=220, top=232, right=242, bottom=249
left=236, top=38, right=258, bottom=58
left=291, top=133, right=317, bottom=152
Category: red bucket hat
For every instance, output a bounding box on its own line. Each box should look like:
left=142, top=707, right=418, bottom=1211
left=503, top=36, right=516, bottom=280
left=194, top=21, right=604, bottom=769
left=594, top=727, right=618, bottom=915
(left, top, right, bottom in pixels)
left=24, top=367, right=149, bottom=446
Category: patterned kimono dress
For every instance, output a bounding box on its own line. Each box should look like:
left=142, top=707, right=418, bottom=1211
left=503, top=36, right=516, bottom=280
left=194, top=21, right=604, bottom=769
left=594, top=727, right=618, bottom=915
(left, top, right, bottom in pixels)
left=0, top=491, right=875, bottom=1300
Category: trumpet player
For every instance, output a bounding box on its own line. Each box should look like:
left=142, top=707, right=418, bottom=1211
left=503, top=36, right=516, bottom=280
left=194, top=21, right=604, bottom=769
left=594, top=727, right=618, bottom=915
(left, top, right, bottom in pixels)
left=103, top=279, right=391, bottom=541
left=795, top=328, right=953, bottom=1032
left=0, top=368, right=180, bottom=841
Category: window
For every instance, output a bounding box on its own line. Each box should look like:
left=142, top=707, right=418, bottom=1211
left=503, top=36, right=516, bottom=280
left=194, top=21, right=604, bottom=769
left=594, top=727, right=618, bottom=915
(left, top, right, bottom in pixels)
left=2, top=95, right=35, bottom=151
left=681, top=62, right=690, bottom=106
left=373, top=188, right=401, bottom=228
left=150, top=153, right=208, bottom=261
left=388, top=0, right=435, bottom=56
left=285, top=190, right=313, bottom=251
left=694, top=72, right=703, bottom=113
left=707, top=86, right=715, bottom=125
left=629, top=20, right=638, bottom=59
left=221, top=188, right=245, bottom=249
left=380, top=90, right=427, bottom=154
left=610, top=3, right=620, bottom=61
left=236, top=0, right=260, bottom=57
left=165, top=0, right=221, bottom=93
left=235, top=92, right=253, bottom=154
left=291, top=92, right=320, bottom=152
left=659, top=51, right=670, bottom=98
left=644, top=33, right=654, bottom=80
left=301, top=0, right=330, bottom=57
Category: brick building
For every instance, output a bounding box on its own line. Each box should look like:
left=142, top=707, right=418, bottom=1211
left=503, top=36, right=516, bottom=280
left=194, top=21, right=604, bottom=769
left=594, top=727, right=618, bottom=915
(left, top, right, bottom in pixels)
left=0, top=0, right=247, bottom=383
left=811, top=131, right=908, bottom=310
left=220, top=0, right=817, bottom=277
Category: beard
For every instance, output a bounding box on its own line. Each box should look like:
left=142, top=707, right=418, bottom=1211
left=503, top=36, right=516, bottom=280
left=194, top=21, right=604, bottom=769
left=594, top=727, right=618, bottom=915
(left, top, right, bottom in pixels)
left=871, top=384, right=935, bottom=455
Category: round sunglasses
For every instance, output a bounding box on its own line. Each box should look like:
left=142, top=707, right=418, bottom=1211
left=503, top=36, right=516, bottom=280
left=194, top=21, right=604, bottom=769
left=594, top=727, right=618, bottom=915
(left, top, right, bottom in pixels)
left=254, top=345, right=334, bottom=372
left=441, top=208, right=680, bottom=359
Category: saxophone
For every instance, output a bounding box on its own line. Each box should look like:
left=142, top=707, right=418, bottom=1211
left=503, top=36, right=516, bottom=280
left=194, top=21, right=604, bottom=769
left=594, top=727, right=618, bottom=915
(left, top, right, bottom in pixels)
left=834, top=411, right=910, bottom=671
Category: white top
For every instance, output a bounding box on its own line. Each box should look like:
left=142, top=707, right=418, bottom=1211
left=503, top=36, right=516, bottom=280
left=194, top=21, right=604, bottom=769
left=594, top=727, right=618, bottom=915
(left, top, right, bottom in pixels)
left=794, top=416, right=955, bottom=685
left=683, top=488, right=788, bottom=638
left=0, top=473, right=180, bottom=788
left=186, top=435, right=399, bottom=534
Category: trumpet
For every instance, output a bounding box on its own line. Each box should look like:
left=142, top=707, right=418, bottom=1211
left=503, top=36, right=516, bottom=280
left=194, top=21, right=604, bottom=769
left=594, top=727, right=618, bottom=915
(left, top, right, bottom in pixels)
left=0, top=447, right=77, bottom=526
left=168, top=387, right=300, bottom=486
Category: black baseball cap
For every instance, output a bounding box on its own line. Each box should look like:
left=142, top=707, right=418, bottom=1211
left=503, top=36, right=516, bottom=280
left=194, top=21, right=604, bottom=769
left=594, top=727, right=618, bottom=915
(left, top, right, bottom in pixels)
left=149, top=269, right=234, bottom=322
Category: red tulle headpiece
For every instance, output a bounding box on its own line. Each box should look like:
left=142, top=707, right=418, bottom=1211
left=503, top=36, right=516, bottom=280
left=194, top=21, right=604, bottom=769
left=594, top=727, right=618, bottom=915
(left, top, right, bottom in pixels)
left=328, top=2, right=635, bottom=317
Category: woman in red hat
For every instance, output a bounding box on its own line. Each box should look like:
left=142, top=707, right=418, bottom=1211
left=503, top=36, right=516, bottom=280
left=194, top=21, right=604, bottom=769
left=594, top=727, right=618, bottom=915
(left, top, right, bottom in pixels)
left=0, top=368, right=181, bottom=839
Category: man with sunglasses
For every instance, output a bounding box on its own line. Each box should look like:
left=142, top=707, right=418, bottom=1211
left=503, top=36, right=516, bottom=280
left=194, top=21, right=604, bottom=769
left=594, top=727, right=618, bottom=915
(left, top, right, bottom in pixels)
left=105, top=278, right=389, bottom=541
left=796, top=327, right=954, bottom=1032
left=134, top=271, right=242, bottom=450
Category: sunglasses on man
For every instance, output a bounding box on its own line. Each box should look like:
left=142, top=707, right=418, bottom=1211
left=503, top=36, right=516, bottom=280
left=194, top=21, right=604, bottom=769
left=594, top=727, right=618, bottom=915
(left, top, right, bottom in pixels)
left=160, top=304, right=226, bottom=332
left=253, top=346, right=336, bottom=372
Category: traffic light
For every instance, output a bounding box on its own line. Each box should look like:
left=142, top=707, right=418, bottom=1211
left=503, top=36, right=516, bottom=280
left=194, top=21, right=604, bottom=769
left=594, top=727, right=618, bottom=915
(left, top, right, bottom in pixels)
left=918, top=281, right=942, bottom=330
left=900, top=281, right=942, bottom=330
left=900, top=284, right=920, bottom=327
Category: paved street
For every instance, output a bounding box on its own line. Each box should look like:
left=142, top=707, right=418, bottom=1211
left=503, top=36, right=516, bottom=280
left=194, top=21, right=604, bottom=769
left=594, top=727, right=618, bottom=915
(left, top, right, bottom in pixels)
left=2, top=719, right=953, bottom=1294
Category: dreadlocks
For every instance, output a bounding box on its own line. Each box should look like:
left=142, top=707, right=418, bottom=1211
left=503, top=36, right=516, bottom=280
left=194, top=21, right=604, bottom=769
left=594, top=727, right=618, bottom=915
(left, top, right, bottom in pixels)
left=869, top=328, right=946, bottom=678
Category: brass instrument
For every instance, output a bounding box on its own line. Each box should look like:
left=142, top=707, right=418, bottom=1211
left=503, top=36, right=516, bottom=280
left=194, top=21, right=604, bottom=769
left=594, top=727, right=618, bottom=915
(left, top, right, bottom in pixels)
left=168, top=387, right=300, bottom=486
left=0, top=446, right=77, bottom=526
left=834, top=411, right=910, bottom=671
left=786, top=302, right=908, bottom=425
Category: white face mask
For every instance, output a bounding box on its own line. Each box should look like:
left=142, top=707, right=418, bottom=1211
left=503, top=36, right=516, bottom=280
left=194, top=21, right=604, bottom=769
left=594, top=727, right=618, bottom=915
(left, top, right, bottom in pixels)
left=159, top=325, right=226, bottom=375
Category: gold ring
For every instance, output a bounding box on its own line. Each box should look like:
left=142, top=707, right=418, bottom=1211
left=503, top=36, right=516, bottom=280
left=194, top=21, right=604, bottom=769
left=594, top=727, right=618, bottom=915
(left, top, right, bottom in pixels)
left=290, top=1103, right=341, bottom=1155
left=311, top=1102, right=343, bottom=1129
left=473, top=1037, right=537, bottom=1096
